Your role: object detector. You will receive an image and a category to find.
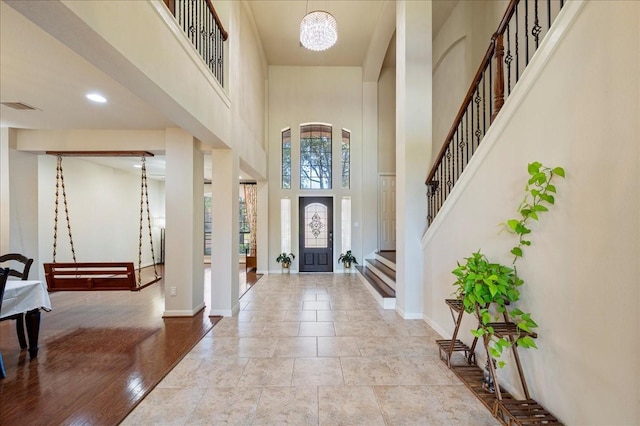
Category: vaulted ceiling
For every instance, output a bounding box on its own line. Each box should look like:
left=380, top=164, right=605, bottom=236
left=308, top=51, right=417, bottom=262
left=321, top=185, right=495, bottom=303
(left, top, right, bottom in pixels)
left=0, top=0, right=457, bottom=177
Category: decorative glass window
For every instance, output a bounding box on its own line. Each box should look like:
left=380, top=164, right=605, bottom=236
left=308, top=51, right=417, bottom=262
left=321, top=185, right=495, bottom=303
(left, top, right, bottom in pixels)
left=239, top=194, right=250, bottom=255
left=341, top=129, right=350, bottom=189
left=282, top=128, right=291, bottom=189
left=304, top=202, right=328, bottom=248
left=341, top=197, right=351, bottom=254
left=281, top=198, right=291, bottom=253
left=300, top=124, right=332, bottom=189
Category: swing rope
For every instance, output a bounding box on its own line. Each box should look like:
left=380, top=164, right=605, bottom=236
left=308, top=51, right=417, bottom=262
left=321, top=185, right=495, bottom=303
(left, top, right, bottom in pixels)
left=138, top=156, right=159, bottom=287
left=53, top=156, right=77, bottom=263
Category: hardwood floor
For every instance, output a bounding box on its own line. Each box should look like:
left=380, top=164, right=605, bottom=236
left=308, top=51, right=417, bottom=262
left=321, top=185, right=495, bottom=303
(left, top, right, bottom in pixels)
left=0, top=265, right=220, bottom=425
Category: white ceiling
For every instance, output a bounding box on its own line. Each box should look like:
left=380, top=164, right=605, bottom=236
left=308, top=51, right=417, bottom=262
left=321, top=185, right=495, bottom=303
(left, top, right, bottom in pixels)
left=0, top=0, right=457, bottom=179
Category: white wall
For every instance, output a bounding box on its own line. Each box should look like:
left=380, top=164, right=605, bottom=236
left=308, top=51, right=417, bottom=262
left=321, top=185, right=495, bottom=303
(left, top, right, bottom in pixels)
left=229, top=0, right=268, bottom=180
left=431, top=0, right=507, bottom=163
left=267, top=66, right=363, bottom=272
left=36, top=155, right=164, bottom=281
left=422, top=2, right=639, bottom=424
left=9, top=150, right=39, bottom=264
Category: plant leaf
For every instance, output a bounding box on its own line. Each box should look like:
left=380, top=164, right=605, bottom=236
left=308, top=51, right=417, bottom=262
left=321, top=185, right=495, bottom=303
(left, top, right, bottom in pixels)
left=528, top=162, right=541, bottom=175
left=511, top=247, right=523, bottom=257
left=552, top=167, right=565, bottom=177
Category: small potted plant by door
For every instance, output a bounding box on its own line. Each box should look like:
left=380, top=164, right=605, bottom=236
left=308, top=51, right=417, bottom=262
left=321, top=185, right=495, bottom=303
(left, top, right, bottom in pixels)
left=276, top=252, right=295, bottom=273
left=338, top=250, right=358, bottom=271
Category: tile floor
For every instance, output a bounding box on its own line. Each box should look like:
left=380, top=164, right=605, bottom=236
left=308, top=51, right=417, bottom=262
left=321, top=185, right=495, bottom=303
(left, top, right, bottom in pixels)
left=123, top=272, right=498, bottom=425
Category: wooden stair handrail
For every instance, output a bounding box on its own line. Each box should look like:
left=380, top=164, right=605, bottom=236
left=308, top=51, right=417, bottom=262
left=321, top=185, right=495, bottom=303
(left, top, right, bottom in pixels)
left=425, top=0, right=519, bottom=186
left=205, top=0, right=228, bottom=41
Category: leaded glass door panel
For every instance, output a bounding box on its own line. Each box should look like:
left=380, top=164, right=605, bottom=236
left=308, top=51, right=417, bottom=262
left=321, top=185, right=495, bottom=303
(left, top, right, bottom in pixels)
left=299, top=197, right=333, bottom=272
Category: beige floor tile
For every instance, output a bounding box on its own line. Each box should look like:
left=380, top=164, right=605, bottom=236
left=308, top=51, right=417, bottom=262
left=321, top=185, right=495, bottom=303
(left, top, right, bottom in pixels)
left=253, top=387, right=318, bottom=425
left=182, top=357, right=249, bottom=388
left=209, top=320, right=265, bottom=337
left=318, top=386, right=385, bottom=425
left=274, top=337, right=318, bottom=357
left=334, top=321, right=375, bottom=337
left=302, top=300, right=332, bottom=310
left=347, top=309, right=384, bottom=321
left=318, top=336, right=361, bottom=357
left=299, top=321, right=336, bottom=336
left=292, top=357, right=344, bottom=386
left=121, top=387, right=204, bottom=425
left=127, top=272, right=498, bottom=425
left=428, top=384, right=500, bottom=425
left=237, top=357, right=294, bottom=387
left=186, top=387, right=262, bottom=425
left=260, top=322, right=301, bottom=337
left=374, top=385, right=453, bottom=425
left=237, top=310, right=256, bottom=322
left=250, top=310, right=288, bottom=322
left=185, top=340, right=235, bottom=362
left=317, top=310, right=349, bottom=321
left=236, top=337, right=279, bottom=357
left=284, top=310, right=317, bottom=321
left=341, top=355, right=457, bottom=386
left=356, top=336, right=438, bottom=357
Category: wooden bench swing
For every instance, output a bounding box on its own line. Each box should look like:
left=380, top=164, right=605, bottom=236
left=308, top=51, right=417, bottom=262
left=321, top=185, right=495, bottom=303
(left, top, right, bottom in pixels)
left=43, top=152, right=161, bottom=292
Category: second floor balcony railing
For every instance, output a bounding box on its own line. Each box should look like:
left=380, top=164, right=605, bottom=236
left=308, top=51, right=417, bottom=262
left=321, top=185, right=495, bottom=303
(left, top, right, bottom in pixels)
left=163, top=0, right=228, bottom=87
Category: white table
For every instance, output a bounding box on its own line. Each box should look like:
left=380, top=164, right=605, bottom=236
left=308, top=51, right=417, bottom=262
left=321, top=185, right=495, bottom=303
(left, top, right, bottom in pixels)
left=1, top=280, right=52, bottom=358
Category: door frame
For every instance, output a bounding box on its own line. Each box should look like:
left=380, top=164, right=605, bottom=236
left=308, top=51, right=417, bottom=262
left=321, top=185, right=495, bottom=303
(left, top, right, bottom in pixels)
left=298, top=196, right=334, bottom=272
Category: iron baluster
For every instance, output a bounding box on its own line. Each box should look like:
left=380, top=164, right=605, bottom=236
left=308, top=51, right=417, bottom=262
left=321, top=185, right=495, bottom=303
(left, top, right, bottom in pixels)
left=482, top=71, right=486, bottom=137
left=475, top=85, right=481, bottom=150
left=533, top=0, right=542, bottom=49
left=465, top=106, right=469, bottom=170
left=489, top=56, right=493, bottom=121
left=525, top=0, right=530, bottom=65
left=515, top=4, right=519, bottom=83
left=506, top=24, right=512, bottom=95
left=547, top=0, right=551, bottom=30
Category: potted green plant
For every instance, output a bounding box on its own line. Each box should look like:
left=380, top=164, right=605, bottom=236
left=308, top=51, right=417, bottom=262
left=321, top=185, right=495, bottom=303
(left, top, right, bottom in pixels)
left=338, top=250, right=358, bottom=268
left=453, top=162, right=565, bottom=367
left=276, top=252, right=295, bottom=269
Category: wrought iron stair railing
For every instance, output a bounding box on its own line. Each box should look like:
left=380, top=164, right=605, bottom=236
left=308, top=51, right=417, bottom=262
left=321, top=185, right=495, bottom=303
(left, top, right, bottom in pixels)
left=425, top=0, right=565, bottom=227
left=163, top=0, right=228, bottom=87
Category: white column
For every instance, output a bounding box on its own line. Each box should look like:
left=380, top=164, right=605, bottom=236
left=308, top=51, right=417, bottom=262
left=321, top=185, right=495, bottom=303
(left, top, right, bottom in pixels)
left=395, top=0, right=432, bottom=318
left=362, top=82, right=379, bottom=257
left=164, top=128, right=204, bottom=316
left=210, top=148, right=240, bottom=316
left=256, top=180, right=269, bottom=274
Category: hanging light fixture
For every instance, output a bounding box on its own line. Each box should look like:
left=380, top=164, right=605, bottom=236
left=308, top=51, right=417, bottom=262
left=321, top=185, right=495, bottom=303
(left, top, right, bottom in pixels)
left=300, top=10, right=338, bottom=52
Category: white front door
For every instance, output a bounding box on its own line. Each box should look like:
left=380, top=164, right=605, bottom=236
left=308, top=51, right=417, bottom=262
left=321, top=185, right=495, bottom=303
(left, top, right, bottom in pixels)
left=378, top=174, right=396, bottom=251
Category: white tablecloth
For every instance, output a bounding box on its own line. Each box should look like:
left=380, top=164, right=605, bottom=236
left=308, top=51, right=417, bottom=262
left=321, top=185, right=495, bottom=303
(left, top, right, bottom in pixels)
left=1, top=280, right=52, bottom=318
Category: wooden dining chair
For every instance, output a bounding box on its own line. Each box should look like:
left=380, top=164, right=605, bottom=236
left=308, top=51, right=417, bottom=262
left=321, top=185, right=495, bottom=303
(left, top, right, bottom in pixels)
left=0, top=253, right=34, bottom=350
left=0, top=267, right=10, bottom=378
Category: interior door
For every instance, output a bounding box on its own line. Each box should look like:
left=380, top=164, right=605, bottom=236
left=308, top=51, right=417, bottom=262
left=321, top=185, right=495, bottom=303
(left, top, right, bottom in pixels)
left=299, top=197, right=333, bottom=272
left=378, top=174, right=396, bottom=251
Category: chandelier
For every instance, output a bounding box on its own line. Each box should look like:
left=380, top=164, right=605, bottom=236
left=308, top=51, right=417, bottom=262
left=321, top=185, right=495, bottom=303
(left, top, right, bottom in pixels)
left=299, top=10, right=338, bottom=52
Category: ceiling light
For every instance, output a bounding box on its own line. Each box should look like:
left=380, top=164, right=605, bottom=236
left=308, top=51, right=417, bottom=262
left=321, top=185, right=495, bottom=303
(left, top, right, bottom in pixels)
left=86, top=93, right=107, bottom=103
left=300, top=10, right=337, bottom=52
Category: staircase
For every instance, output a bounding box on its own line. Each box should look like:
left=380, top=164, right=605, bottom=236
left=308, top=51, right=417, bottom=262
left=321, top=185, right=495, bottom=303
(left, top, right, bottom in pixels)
left=355, top=251, right=396, bottom=309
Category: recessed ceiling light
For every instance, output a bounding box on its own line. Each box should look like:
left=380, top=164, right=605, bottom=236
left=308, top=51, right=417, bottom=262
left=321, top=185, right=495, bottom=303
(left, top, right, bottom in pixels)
left=134, top=164, right=142, bottom=168
left=86, top=93, right=107, bottom=103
